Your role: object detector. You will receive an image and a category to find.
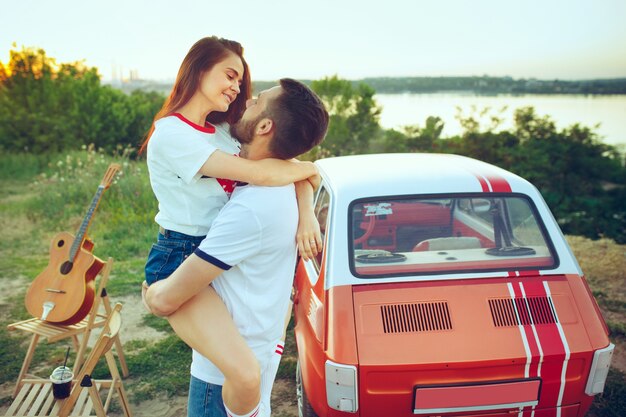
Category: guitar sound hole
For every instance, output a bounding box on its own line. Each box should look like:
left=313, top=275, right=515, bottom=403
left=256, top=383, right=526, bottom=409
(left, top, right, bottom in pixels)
left=57, top=240, right=65, bottom=247
left=59, top=261, right=74, bottom=275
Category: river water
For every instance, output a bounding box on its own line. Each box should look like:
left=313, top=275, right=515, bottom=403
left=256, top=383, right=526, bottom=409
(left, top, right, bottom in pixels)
left=375, top=93, right=626, bottom=147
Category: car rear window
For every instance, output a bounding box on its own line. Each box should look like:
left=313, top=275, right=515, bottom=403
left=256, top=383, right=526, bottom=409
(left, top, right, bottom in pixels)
left=350, top=194, right=558, bottom=278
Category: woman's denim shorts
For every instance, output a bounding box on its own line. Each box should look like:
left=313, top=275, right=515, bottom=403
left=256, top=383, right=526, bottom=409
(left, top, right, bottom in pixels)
left=144, top=228, right=206, bottom=285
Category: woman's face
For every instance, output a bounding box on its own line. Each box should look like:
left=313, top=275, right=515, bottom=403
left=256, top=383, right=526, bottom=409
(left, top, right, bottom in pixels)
left=198, top=52, right=244, bottom=113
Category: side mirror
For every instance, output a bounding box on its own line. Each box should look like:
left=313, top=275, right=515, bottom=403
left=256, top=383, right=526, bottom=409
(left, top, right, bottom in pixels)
left=471, top=199, right=492, bottom=213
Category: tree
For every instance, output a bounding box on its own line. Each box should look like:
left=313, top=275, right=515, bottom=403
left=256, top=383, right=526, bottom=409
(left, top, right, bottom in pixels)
left=0, top=46, right=63, bottom=152
left=377, top=116, right=445, bottom=153
left=0, top=45, right=163, bottom=153
left=510, top=108, right=624, bottom=241
left=309, top=76, right=382, bottom=157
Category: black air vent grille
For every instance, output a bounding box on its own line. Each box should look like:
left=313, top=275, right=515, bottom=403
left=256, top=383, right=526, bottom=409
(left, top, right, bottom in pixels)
left=489, top=296, right=557, bottom=327
left=381, top=302, right=452, bottom=333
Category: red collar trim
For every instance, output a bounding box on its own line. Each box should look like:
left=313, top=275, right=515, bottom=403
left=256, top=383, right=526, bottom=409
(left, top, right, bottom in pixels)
left=171, top=113, right=216, bottom=133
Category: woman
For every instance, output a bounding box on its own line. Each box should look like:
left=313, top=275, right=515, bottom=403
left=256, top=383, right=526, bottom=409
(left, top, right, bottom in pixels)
left=141, top=37, right=320, bottom=417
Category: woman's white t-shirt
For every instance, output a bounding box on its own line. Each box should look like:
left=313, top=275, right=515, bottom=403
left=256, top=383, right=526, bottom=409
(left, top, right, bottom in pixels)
left=147, top=114, right=240, bottom=236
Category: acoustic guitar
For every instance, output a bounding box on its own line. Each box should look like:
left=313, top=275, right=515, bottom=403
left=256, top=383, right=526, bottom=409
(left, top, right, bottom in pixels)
left=25, top=163, right=120, bottom=325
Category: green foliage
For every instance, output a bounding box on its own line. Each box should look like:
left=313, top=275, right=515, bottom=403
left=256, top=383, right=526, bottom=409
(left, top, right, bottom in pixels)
left=375, top=116, right=446, bottom=153
left=277, top=315, right=298, bottom=380
left=309, top=75, right=382, bottom=157
left=21, top=146, right=156, bottom=259
left=142, top=312, right=174, bottom=333
left=0, top=45, right=164, bottom=153
left=123, top=335, right=192, bottom=401
left=0, top=150, right=58, bottom=180
left=0, top=328, right=27, bottom=385
left=89, top=334, right=191, bottom=402
left=105, top=258, right=152, bottom=295
left=257, top=77, right=626, bottom=95
left=359, top=76, right=626, bottom=94
left=607, top=321, right=626, bottom=338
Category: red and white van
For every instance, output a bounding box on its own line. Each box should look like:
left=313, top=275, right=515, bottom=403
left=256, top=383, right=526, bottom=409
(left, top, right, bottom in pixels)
left=293, top=153, right=614, bottom=417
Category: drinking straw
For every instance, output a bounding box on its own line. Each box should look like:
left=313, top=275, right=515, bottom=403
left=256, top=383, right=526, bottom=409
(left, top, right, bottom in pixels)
left=61, top=346, right=70, bottom=379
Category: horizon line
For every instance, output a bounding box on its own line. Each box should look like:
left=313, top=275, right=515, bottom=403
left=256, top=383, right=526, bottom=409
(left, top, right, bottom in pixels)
left=102, top=75, right=626, bottom=83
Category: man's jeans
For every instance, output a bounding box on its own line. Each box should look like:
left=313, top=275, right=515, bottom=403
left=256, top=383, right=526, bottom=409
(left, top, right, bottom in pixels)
left=188, top=376, right=226, bottom=417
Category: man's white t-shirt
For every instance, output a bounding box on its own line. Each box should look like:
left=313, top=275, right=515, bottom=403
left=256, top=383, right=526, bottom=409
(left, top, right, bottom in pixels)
left=190, top=183, right=299, bottom=385
left=147, top=114, right=240, bottom=236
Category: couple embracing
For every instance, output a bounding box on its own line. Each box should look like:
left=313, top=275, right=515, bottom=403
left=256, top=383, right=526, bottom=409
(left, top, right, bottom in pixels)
left=141, top=36, right=329, bottom=417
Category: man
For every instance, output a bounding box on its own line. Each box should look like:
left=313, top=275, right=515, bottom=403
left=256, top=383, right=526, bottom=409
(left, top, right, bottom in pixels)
left=146, top=78, right=329, bottom=417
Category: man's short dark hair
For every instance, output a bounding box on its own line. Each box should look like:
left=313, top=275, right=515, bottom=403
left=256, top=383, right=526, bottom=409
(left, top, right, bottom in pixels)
left=266, top=78, right=329, bottom=159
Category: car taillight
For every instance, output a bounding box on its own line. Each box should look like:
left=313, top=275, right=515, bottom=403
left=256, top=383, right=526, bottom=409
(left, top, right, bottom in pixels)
left=585, top=343, right=615, bottom=395
left=325, top=360, right=358, bottom=413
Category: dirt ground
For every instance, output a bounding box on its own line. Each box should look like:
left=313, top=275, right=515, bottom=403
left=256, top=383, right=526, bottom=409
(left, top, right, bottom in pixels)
left=114, top=379, right=297, bottom=417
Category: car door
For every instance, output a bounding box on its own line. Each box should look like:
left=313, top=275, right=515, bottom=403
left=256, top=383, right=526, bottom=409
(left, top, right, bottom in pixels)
left=294, top=185, right=331, bottom=415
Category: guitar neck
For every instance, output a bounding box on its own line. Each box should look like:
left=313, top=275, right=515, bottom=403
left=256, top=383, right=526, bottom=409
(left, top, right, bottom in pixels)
left=69, top=185, right=105, bottom=262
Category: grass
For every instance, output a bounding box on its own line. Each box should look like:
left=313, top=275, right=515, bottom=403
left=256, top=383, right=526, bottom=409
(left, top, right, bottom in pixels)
left=89, top=334, right=192, bottom=402
left=0, top=149, right=624, bottom=416
left=0, top=148, right=161, bottom=408
left=588, top=369, right=626, bottom=417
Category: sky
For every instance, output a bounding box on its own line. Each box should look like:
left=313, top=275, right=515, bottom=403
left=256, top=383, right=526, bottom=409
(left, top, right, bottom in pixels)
left=2, top=0, right=626, bottom=82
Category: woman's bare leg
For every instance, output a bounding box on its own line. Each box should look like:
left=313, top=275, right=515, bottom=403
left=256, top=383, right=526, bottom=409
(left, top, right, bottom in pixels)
left=166, top=286, right=260, bottom=415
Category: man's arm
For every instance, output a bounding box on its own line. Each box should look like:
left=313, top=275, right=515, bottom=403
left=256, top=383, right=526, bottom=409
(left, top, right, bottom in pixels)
left=295, top=178, right=321, bottom=261
left=145, top=254, right=225, bottom=316
left=147, top=199, right=261, bottom=316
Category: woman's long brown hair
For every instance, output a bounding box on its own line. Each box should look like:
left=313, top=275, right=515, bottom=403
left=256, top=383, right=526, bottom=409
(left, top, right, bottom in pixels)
left=139, top=36, right=251, bottom=154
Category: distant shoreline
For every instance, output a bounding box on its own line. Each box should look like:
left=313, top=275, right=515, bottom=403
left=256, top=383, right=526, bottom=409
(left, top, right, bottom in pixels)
left=375, top=93, right=626, bottom=146
left=353, top=76, right=626, bottom=95
left=108, top=76, right=626, bottom=96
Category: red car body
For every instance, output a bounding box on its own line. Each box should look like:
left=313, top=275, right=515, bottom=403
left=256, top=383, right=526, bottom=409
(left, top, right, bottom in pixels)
left=293, top=154, right=613, bottom=417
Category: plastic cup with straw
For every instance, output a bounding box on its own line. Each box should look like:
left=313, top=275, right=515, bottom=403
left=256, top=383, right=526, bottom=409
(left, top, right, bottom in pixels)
left=50, top=346, right=73, bottom=399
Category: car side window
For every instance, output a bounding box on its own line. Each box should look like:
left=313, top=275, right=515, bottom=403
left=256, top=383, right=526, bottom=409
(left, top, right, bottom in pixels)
left=312, top=186, right=330, bottom=271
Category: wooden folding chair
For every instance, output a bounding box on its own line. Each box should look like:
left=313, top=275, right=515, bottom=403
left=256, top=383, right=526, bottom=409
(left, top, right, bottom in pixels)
left=5, top=303, right=132, bottom=417
left=8, top=257, right=129, bottom=398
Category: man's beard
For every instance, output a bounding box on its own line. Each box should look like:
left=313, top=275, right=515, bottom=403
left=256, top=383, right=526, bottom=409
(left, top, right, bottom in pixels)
left=230, top=116, right=258, bottom=145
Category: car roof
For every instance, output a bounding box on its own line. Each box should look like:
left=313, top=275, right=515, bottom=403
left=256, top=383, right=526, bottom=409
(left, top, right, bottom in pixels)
left=312, top=153, right=583, bottom=287
left=316, top=153, right=535, bottom=200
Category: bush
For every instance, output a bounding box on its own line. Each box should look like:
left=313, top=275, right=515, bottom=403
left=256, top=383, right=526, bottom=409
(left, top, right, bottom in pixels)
left=0, top=46, right=164, bottom=153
